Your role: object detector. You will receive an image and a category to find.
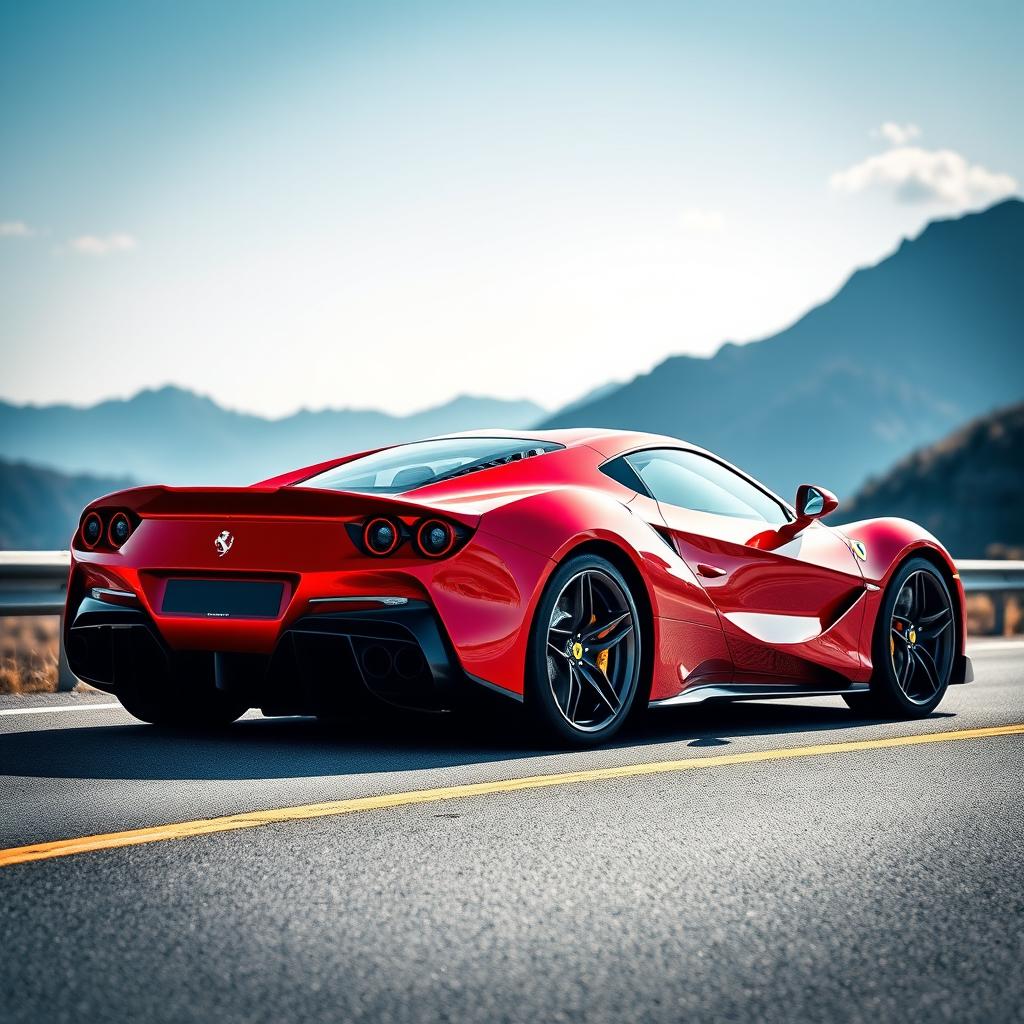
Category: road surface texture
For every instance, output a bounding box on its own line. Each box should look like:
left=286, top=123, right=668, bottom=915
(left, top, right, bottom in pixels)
left=1, top=638, right=1022, bottom=1024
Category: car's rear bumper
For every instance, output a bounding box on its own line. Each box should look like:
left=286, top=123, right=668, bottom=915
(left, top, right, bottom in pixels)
left=65, top=594, right=491, bottom=714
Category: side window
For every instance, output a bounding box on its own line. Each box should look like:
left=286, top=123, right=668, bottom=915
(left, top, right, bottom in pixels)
left=624, top=449, right=788, bottom=525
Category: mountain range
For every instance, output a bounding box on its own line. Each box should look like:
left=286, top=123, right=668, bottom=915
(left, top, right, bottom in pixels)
left=0, top=390, right=545, bottom=486
left=0, top=460, right=133, bottom=550
left=541, top=198, right=1024, bottom=500
left=4, top=402, right=1020, bottom=555
left=0, top=199, right=1021, bottom=551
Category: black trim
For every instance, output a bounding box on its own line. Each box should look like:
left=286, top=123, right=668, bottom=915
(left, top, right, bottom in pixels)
left=952, top=653, right=973, bottom=684
left=66, top=597, right=170, bottom=693
left=288, top=602, right=460, bottom=700
left=65, top=594, right=515, bottom=714
left=466, top=672, right=524, bottom=703
left=599, top=456, right=653, bottom=497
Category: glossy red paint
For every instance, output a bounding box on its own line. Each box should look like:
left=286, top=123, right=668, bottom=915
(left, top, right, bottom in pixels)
left=66, top=429, right=964, bottom=709
left=837, top=517, right=966, bottom=678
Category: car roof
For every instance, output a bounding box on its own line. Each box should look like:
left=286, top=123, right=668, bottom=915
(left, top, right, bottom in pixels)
left=433, top=427, right=696, bottom=459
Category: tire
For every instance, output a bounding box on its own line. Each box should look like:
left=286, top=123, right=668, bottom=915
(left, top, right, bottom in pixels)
left=525, top=554, right=645, bottom=747
left=117, top=683, right=248, bottom=729
left=845, top=557, right=956, bottom=719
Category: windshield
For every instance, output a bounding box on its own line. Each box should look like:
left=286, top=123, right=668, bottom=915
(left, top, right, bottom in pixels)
left=301, top=437, right=563, bottom=494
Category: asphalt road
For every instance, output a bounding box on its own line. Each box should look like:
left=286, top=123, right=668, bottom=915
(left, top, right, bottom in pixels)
left=1, top=638, right=1023, bottom=1024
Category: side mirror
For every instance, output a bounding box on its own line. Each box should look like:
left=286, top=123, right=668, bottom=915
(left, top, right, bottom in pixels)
left=795, top=484, right=839, bottom=523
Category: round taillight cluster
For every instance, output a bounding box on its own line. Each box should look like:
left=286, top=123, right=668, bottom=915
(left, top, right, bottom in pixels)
left=356, top=516, right=462, bottom=559
left=363, top=517, right=401, bottom=556
left=81, top=512, right=104, bottom=549
left=416, top=519, right=455, bottom=558
left=78, top=510, right=134, bottom=551
left=108, top=513, right=132, bottom=548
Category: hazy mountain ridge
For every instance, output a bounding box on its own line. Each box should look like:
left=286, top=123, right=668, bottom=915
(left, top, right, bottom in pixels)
left=540, top=198, right=1024, bottom=498
left=841, top=402, right=1024, bottom=559
left=0, top=460, right=133, bottom=550
left=0, top=389, right=546, bottom=486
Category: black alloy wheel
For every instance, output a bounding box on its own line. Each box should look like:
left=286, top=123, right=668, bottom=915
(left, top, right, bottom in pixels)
left=844, top=557, right=955, bottom=719
left=527, top=554, right=643, bottom=745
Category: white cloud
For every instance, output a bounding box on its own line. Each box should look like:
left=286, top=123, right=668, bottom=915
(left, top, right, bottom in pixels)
left=67, top=233, right=138, bottom=255
left=679, top=207, right=725, bottom=232
left=877, top=121, right=921, bottom=146
left=830, top=145, right=1017, bottom=209
left=0, top=220, right=35, bottom=238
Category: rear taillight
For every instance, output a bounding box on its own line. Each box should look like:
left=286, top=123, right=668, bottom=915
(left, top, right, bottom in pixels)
left=77, top=509, right=136, bottom=552
left=363, top=517, right=401, bottom=556
left=349, top=515, right=469, bottom=559
left=81, top=512, right=103, bottom=549
left=416, top=519, right=455, bottom=558
left=107, top=512, right=133, bottom=548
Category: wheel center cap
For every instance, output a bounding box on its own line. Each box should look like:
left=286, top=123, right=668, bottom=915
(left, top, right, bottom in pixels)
left=908, top=628, right=917, bottom=645
left=571, top=641, right=584, bottom=661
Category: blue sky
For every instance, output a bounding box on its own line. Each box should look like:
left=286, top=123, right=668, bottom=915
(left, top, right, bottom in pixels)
left=2, top=0, right=1021, bottom=416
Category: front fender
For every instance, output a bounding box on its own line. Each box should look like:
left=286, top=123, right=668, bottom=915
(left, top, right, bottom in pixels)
left=837, top=517, right=957, bottom=586
left=838, top=517, right=966, bottom=668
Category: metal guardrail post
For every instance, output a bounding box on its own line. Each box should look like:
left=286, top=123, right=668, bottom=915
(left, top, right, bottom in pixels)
left=56, top=610, right=76, bottom=691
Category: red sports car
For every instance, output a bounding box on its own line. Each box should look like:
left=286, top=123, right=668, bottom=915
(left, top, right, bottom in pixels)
left=66, top=430, right=971, bottom=745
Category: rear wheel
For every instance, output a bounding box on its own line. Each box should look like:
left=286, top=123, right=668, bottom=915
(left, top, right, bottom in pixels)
left=526, top=554, right=644, bottom=746
left=117, top=684, right=248, bottom=728
left=843, top=557, right=955, bottom=718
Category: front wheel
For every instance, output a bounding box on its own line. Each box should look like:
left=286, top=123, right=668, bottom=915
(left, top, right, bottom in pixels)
left=845, top=557, right=956, bottom=719
left=525, top=554, right=645, bottom=747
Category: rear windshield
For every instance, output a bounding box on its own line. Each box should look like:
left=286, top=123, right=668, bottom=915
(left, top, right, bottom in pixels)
left=300, top=437, right=563, bottom=494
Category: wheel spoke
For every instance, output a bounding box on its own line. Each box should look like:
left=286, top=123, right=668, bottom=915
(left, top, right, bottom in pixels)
left=574, top=659, right=619, bottom=714
left=549, top=607, right=573, bottom=634
left=913, top=572, right=927, bottom=618
left=898, top=645, right=915, bottom=693
left=564, top=667, right=582, bottom=722
left=592, top=618, right=634, bottom=651
left=548, top=642, right=568, bottom=660
left=919, top=607, right=952, bottom=640
left=577, top=572, right=595, bottom=628
left=913, top=646, right=941, bottom=694
left=582, top=610, right=633, bottom=647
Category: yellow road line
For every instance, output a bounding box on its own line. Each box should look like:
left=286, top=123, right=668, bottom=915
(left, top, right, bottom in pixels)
left=2, top=722, right=1022, bottom=869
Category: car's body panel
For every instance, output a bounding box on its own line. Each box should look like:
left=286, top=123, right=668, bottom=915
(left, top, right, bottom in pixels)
left=65, top=428, right=967, bottom=715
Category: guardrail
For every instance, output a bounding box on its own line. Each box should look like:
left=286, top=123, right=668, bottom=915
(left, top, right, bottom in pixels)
left=2, top=551, right=1022, bottom=692
left=0, top=551, right=77, bottom=690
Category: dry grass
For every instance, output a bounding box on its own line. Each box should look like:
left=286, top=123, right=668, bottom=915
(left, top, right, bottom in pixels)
left=966, top=593, right=1022, bottom=636
left=0, top=616, right=62, bottom=694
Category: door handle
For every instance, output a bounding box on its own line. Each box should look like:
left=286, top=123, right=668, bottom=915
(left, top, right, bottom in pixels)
left=696, top=563, right=728, bottom=579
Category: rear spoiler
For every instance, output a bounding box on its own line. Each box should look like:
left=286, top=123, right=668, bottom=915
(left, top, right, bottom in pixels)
left=84, top=484, right=481, bottom=529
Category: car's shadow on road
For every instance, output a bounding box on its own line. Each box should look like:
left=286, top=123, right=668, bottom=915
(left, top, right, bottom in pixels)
left=0, top=698, right=956, bottom=783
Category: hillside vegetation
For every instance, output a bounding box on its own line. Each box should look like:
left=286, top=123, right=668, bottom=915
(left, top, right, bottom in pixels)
left=842, top=402, right=1024, bottom=559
